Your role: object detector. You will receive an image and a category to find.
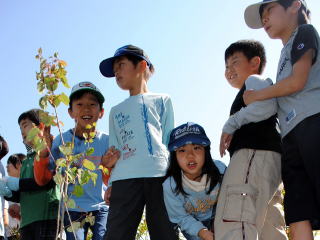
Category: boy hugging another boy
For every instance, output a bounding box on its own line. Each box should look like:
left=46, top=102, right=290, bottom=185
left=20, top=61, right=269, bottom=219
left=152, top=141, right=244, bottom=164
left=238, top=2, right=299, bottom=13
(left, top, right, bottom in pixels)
left=215, top=40, right=287, bottom=240
left=99, top=45, right=178, bottom=240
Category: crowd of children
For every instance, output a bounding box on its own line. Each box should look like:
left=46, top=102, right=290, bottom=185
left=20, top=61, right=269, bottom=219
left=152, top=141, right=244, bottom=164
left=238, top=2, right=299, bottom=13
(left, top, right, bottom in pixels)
left=0, top=0, right=319, bottom=240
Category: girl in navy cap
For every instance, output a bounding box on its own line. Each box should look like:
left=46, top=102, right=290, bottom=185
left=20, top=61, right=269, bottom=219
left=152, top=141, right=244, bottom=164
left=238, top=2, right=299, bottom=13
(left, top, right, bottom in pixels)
left=163, top=122, right=226, bottom=240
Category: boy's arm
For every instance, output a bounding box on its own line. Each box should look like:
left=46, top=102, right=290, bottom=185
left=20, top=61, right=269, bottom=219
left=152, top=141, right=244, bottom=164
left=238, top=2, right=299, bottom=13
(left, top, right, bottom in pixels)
left=4, top=191, right=20, bottom=203
left=34, top=154, right=54, bottom=186
left=19, top=177, right=56, bottom=191
left=222, top=76, right=277, bottom=135
left=244, top=25, right=318, bottom=104
left=32, top=123, right=55, bottom=186
left=101, top=146, right=120, bottom=185
left=161, top=96, right=174, bottom=146
left=34, top=133, right=60, bottom=186
left=5, top=176, right=56, bottom=192
left=102, top=173, right=110, bottom=186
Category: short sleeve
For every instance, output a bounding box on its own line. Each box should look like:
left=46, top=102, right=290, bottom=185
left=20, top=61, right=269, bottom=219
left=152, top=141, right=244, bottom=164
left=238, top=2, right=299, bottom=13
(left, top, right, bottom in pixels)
left=291, top=24, right=318, bottom=65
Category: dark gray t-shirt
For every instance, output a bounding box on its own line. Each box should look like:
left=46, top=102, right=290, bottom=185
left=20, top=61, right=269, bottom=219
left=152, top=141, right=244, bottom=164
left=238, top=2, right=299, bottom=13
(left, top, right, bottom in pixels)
left=276, top=24, right=320, bottom=137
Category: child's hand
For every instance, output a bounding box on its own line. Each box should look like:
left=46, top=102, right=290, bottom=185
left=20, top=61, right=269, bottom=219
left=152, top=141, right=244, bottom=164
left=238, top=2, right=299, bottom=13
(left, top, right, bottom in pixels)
left=220, top=132, right=233, bottom=157
left=104, top=186, right=112, bottom=205
left=198, top=228, right=214, bottom=240
left=8, top=204, right=21, bottom=220
left=38, top=123, right=53, bottom=158
left=101, top=146, right=120, bottom=168
left=243, top=89, right=257, bottom=105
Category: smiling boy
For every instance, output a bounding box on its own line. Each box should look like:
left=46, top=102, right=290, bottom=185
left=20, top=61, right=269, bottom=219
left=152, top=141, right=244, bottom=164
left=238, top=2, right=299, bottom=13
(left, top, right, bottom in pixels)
left=215, top=40, right=287, bottom=240
left=34, top=82, right=120, bottom=240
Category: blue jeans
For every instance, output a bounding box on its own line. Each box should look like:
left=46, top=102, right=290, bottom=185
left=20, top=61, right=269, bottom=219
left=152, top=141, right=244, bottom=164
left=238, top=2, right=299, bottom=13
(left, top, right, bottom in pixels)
left=181, top=218, right=213, bottom=240
left=64, top=205, right=108, bottom=240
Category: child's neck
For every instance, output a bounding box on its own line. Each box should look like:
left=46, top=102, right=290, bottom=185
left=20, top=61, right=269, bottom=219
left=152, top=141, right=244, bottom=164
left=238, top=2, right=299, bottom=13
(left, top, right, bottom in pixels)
left=129, top=81, right=149, bottom=96
left=281, top=24, right=298, bottom=45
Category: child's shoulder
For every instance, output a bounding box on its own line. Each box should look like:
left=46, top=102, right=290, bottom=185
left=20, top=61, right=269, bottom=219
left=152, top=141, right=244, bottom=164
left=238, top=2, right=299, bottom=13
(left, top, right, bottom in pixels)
left=141, top=92, right=171, bottom=101
left=149, top=92, right=171, bottom=98
left=110, top=93, right=172, bottom=110
left=297, top=23, right=317, bottom=33
left=163, top=176, right=176, bottom=190
left=214, top=160, right=227, bottom=174
left=53, top=129, right=72, bottom=144
left=245, top=74, right=273, bottom=90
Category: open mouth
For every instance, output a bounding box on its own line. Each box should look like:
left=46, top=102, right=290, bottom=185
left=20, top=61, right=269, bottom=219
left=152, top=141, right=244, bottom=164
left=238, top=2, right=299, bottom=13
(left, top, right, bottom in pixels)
left=81, top=115, right=92, bottom=121
left=187, top=162, right=197, bottom=169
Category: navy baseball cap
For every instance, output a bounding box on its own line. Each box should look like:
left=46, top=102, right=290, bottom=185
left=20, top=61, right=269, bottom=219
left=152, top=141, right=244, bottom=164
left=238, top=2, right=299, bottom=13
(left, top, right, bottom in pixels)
left=69, top=81, right=105, bottom=104
left=244, top=0, right=308, bottom=29
left=168, top=122, right=211, bottom=151
left=99, top=45, right=152, bottom=78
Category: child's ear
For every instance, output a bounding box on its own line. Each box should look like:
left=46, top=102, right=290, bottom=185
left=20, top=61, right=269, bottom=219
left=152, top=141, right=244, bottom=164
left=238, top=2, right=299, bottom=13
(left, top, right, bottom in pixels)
left=139, top=60, right=147, bottom=73
left=290, top=0, right=302, bottom=14
left=250, top=56, right=261, bottom=72
left=68, top=108, right=75, bottom=119
left=99, top=108, right=105, bottom=119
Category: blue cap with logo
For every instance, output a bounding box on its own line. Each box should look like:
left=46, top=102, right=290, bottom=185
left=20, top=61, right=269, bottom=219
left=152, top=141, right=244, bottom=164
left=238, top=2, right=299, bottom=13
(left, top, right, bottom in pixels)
left=99, top=44, right=152, bottom=78
left=168, top=122, right=211, bottom=151
left=244, top=0, right=308, bottom=29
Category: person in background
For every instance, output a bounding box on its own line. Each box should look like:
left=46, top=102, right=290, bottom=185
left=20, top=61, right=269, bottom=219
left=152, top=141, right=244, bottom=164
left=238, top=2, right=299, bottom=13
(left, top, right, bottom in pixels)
left=0, top=135, right=9, bottom=240
left=4, top=153, right=25, bottom=240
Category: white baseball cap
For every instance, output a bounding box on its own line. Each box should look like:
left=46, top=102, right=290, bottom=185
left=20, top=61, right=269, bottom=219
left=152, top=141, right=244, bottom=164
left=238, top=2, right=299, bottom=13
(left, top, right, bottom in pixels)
left=70, top=81, right=105, bottom=104
left=244, top=0, right=308, bottom=29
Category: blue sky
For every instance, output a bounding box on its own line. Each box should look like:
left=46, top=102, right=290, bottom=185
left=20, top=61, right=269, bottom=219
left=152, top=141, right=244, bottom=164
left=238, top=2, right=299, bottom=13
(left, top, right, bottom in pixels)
left=1, top=0, right=319, bottom=168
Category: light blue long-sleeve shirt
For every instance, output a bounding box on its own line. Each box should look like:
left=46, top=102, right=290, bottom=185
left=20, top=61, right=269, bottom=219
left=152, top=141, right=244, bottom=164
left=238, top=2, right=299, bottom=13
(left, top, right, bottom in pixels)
left=163, top=160, right=226, bottom=237
left=108, top=92, right=174, bottom=185
left=51, top=129, right=108, bottom=212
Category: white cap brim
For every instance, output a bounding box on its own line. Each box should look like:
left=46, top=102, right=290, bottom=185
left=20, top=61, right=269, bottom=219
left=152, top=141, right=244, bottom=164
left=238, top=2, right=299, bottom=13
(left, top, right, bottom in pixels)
left=244, top=0, right=278, bottom=29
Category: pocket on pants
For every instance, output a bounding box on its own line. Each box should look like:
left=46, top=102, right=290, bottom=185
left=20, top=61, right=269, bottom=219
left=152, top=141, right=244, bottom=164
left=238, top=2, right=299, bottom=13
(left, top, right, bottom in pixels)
left=222, top=184, right=258, bottom=224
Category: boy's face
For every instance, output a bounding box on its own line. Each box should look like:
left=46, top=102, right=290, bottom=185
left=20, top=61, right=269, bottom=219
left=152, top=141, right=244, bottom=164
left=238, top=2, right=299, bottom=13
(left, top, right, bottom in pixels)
left=68, top=92, right=104, bottom=131
left=225, top=52, right=258, bottom=89
left=261, top=2, right=292, bottom=39
left=112, top=57, right=142, bottom=91
left=19, top=118, right=35, bottom=146
left=7, top=162, right=21, bottom=178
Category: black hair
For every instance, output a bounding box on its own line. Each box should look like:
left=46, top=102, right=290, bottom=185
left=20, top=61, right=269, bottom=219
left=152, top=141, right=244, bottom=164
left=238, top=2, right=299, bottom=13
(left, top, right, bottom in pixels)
left=165, top=146, right=222, bottom=197
left=259, top=0, right=311, bottom=26
left=225, top=40, right=266, bottom=74
left=7, top=153, right=25, bottom=168
left=69, top=90, right=104, bottom=110
left=0, top=135, right=9, bottom=159
left=18, top=109, right=41, bottom=126
left=115, top=55, right=155, bottom=79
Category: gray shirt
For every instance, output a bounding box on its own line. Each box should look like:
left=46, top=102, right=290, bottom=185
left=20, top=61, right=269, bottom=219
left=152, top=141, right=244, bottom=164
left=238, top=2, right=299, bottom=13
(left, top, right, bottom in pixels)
left=276, top=24, right=320, bottom=137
